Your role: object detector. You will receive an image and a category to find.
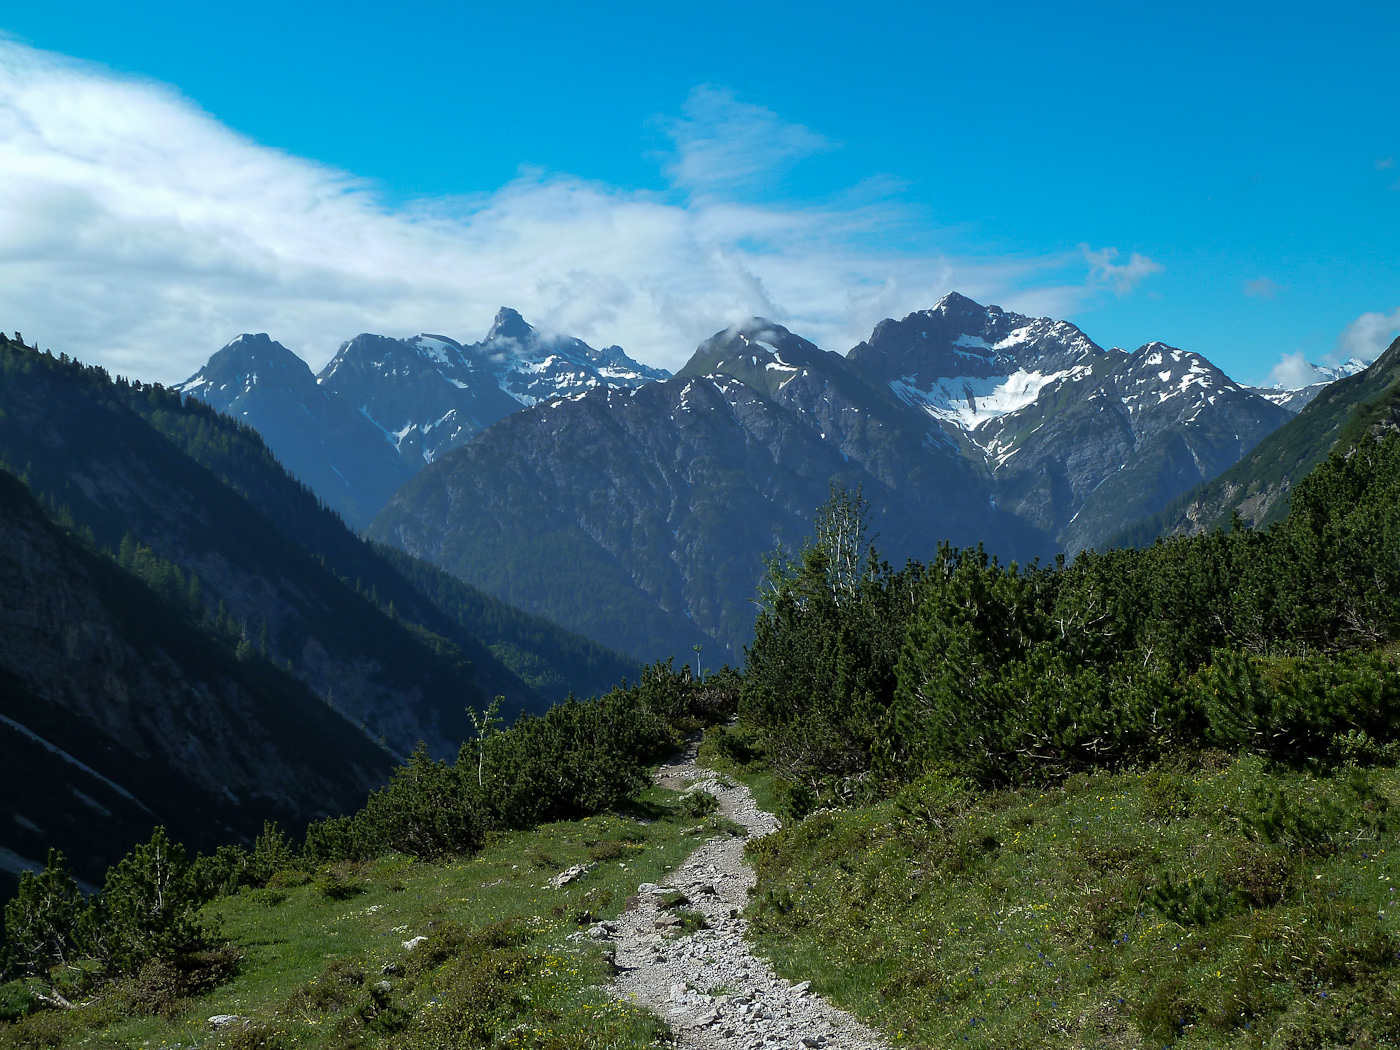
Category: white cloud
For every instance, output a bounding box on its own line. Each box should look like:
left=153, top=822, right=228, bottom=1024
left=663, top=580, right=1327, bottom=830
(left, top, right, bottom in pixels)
left=0, top=40, right=1163, bottom=383
left=1335, top=306, right=1400, bottom=365
left=1268, top=351, right=1325, bottom=389
left=660, top=85, right=833, bottom=198
left=1081, top=245, right=1163, bottom=296
left=1264, top=308, right=1400, bottom=389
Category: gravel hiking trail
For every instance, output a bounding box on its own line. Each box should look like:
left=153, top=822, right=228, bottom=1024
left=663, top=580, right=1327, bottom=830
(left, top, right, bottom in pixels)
left=598, top=749, right=891, bottom=1050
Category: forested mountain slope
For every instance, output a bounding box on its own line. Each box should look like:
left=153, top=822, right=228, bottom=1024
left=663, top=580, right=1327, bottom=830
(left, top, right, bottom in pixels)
left=0, top=467, right=394, bottom=897
left=0, top=336, right=633, bottom=764
left=128, top=371, right=638, bottom=703
left=1110, top=333, right=1400, bottom=545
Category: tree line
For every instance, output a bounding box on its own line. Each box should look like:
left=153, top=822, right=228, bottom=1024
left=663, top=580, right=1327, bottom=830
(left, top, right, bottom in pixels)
left=735, top=431, right=1400, bottom=813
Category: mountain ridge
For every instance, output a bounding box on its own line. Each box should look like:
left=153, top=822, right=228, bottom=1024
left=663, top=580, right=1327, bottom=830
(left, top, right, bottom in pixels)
left=177, top=309, right=672, bottom=526
left=1108, top=333, right=1400, bottom=545
left=369, top=294, right=1314, bottom=661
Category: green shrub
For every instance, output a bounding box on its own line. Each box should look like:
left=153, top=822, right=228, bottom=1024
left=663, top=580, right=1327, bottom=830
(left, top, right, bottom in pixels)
left=282, top=958, right=366, bottom=1016
left=0, top=980, right=37, bottom=1022
left=314, top=872, right=366, bottom=901
left=678, top=789, right=719, bottom=819
left=2, top=850, right=84, bottom=979
left=586, top=840, right=629, bottom=862
left=191, top=844, right=250, bottom=902
left=246, top=823, right=298, bottom=887
left=264, top=869, right=310, bottom=889
left=90, top=827, right=211, bottom=976
left=210, top=1021, right=293, bottom=1050
left=697, top=723, right=764, bottom=772
left=118, top=946, right=240, bottom=1019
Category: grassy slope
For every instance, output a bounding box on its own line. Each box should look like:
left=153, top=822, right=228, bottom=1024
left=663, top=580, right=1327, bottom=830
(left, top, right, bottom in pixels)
left=0, top=785, right=733, bottom=1049
left=744, top=757, right=1400, bottom=1049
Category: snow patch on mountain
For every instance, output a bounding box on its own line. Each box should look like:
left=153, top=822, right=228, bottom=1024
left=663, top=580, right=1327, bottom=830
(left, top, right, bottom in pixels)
left=893, top=365, right=1092, bottom=431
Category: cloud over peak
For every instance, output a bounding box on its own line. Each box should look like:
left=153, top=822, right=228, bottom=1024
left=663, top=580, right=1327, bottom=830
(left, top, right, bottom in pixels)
left=0, top=40, right=1161, bottom=383
left=1336, top=306, right=1400, bottom=364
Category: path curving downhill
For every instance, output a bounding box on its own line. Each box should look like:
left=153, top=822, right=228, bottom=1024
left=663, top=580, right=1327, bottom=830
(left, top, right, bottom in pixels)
left=598, top=751, right=891, bottom=1050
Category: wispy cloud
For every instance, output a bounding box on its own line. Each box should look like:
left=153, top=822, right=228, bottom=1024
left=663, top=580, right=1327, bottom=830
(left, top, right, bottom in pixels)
left=0, top=40, right=1163, bottom=382
left=1081, top=245, right=1163, bottom=296
left=660, top=85, right=833, bottom=198
left=1244, top=277, right=1279, bottom=300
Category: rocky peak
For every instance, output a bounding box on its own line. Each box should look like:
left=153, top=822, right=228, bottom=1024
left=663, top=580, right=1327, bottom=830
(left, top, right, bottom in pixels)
left=487, top=307, right=534, bottom=344
left=406, top=333, right=472, bottom=368
left=176, top=333, right=315, bottom=399
left=1117, top=342, right=1238, bottom=410
left=849, top=295, right=1103, bottom=393
left=674, top=319, right=841, bottom=398
left=319, top=333, right=427, bottom=385
left=847, top=296, right=1104, bottom=435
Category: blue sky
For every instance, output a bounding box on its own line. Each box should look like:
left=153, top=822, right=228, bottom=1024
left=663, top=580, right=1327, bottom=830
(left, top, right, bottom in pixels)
left=0, top=0, right=1396, bottom=384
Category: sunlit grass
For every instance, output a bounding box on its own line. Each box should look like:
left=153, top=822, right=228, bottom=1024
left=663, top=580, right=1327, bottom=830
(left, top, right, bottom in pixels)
left=745, top=756, right=1400, bottom=1049
left=0, top=786, right=704, bottom=1049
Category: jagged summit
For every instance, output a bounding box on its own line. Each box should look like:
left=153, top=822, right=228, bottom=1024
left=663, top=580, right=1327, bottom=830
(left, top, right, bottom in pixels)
left=848, top=294, right=1105, bottom=434
left=178, top=311, right=671, bottom=525
left=672, top=319, right=854, bottom=402
left=175, top=334, right=413, bottom=528
left=477, top=308, right=671, bottom=404
left=1118, top=342, right=1241, bottom=418
left=486, top=306, right=534, bottom=344
left=317, top=333, right=520, bottom=466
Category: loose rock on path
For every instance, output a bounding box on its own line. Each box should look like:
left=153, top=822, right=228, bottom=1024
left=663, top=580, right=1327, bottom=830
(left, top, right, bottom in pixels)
left=598, top=750, right=891, bottom=1050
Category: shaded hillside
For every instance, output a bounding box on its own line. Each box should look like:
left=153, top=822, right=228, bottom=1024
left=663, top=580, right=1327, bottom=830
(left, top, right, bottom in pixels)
left=0, top=467, right=393, bottom=897
left=1109, top=333, right=1400, bottom=546
left=127, top=378, right=637, bottom=703
left=0, top=336, right=537, bottom=758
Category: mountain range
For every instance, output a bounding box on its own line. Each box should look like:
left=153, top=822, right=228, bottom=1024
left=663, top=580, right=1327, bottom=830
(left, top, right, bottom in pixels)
left=172, top=292, right=1371, bottom=663
left=363, top=294, right=1304, bottom=660
left=176, top=308, right=670, bottom=528
left=3, top=299, right=1384, bottom=893
left=1112, top=333, right=1400, bottom=544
